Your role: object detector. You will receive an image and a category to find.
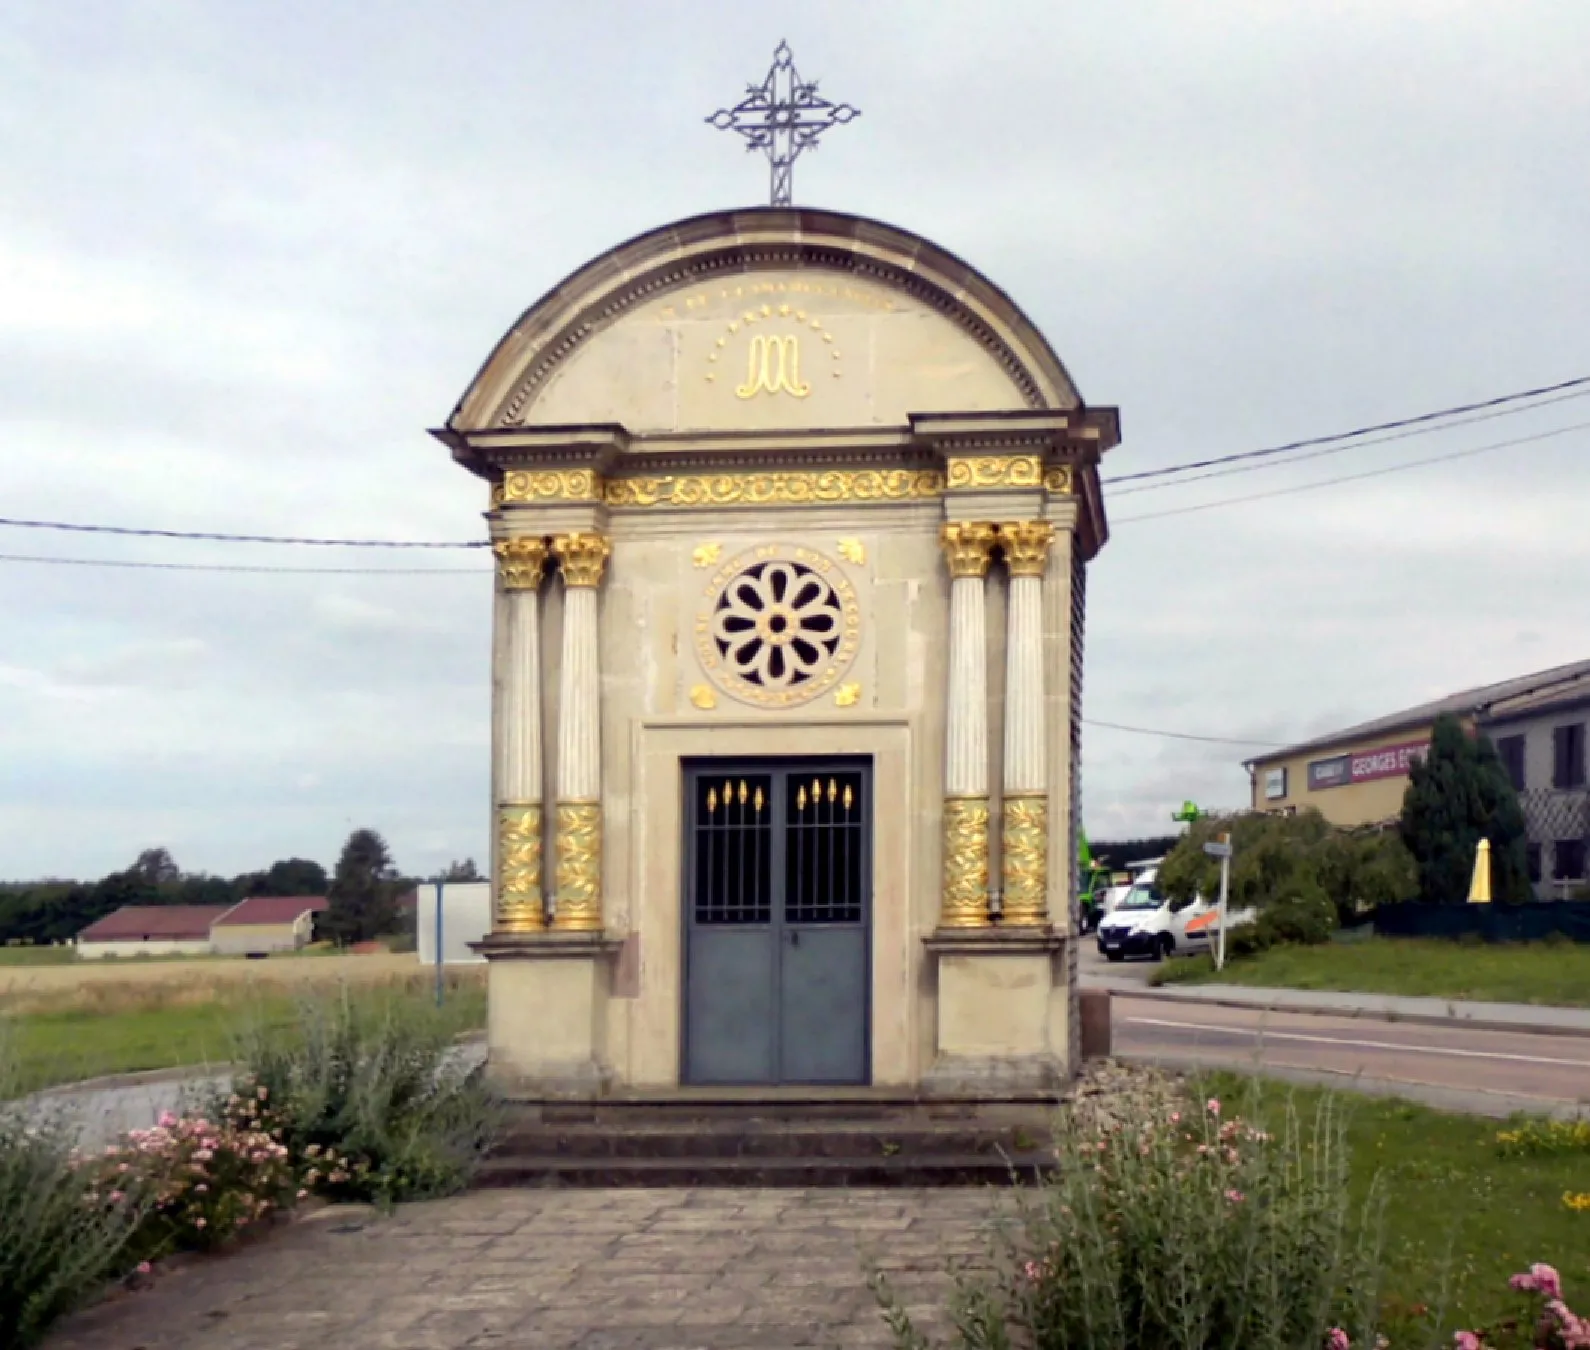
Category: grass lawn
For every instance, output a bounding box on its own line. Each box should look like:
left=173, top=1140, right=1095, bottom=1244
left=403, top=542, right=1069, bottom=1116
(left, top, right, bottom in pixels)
left=1155, top=936, right=1590, bottom=1006
left=0, top=946, right=77, bottom=966
left=2, top=980, right=486, bottom=1095
left=1206, top=1074, right=1590, bottom=1341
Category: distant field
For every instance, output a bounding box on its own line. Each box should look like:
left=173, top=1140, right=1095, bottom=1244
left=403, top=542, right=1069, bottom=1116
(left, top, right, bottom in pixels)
left=0, top=955, right=486, bottom=1095
left=0, top=951, right=430, bottom=1016
left=0, top=946, right=77, bottom=967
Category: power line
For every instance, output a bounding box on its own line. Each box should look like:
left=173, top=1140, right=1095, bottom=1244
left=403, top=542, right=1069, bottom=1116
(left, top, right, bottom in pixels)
left=0, top=518, right=489, bottom=549
left=1083, top=717, right=1285, bottom=748
left=1107, top=388, right=1590, bottom=497
left=1112, top=419, right=1590, bottom=526
left=3, top=377, right=1585, bottom=550
left=4, top=419, right=1578, bottom=569
left=0, top=553, right=488, bottom=575
left=1102, top=375, right=1590, bottom=486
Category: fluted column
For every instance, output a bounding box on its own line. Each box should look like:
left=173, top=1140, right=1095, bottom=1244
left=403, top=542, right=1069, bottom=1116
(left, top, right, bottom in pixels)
left=938, top=522, right=997, bottom=928
left=550, top=530, right=611, bottom=932
left=493, top=537, right=548, bottom=933
left=996, top=522, right=1054, bottom=926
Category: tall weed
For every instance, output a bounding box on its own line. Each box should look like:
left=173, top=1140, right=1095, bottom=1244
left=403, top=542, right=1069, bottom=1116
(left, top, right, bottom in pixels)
left=0, top=1056, right=144, bottom=1347
left=223, top=989, right=499, bottom=1205
left=874, top=1086, right=1384, bottom=1350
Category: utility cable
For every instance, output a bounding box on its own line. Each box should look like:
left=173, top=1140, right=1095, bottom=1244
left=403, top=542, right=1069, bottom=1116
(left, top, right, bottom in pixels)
left=1102, top=375, right=1590, bottom=486
left=1107, top=387, right=1590, bottom=497
left=1083, top=717, right=1286, bottom=748
left=3, top=377, right=1585, bottom=548
left=0, top=519, right=488, bottom=549
left=0, top=553, right=487, bottom=575
left=1112, top=420, right=1590, bottom=525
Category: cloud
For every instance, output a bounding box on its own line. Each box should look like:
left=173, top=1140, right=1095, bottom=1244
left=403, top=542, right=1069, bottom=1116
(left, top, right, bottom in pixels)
left=1, top=1, right=1587, bottom=877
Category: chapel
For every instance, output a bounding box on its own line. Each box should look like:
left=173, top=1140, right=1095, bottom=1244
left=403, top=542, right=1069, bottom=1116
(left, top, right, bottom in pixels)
left=435, top=207, right=1117, bottom=1098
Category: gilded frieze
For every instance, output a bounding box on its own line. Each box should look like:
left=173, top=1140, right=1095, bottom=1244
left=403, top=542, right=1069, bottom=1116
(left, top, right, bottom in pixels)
left=945, top=455, right=1043, bottom=490
left=500, top=469, right=604, bottom=503
left=605, top=468, right=943, bottom=510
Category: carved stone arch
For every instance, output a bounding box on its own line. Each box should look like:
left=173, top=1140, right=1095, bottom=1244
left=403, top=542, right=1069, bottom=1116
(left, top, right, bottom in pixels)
left=447, top=208, right=1086, bottom=435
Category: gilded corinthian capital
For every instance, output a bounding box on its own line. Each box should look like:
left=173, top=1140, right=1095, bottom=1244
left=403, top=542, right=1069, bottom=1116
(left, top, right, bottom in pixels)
left=494, top=537, right=548, bottom=591
left=938, top=522, right=997, bottom=579
left=551, top=531, right=612, bottom=588
left=996, top=521, right=1055, bottom=578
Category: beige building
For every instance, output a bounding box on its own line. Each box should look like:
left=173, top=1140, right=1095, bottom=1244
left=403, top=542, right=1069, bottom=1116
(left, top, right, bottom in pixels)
left=209, top=895, right=327, bottom=956
left=436, top=208, right=1117, bottom=1099
left=1247, top=661, right=1590, bottom=828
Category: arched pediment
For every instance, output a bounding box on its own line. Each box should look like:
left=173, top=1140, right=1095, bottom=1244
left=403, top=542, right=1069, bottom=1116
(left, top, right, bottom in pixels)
left=448, top=208, right=1085, bottom=436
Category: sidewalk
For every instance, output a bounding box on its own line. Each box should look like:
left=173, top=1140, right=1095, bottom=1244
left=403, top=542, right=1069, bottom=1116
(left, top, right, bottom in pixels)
left=1101, top=979, right=1590, bottom=1037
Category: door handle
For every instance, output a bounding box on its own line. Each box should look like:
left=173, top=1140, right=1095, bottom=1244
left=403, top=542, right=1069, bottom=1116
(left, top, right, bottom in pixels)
left=790, top=931, right=800, bottom=947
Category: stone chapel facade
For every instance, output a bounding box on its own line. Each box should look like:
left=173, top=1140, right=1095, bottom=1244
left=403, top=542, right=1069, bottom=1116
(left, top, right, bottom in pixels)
left=435, top=208, right=1117, bottom=1098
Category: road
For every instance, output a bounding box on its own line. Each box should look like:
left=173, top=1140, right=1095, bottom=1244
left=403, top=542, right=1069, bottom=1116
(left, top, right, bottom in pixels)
left=1076, top=943, right=1590, bottom=1115
left=1110, top=994, right=1590, bottom=1116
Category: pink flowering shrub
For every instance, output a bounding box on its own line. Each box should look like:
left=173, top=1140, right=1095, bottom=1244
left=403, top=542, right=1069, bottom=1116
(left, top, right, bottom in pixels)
left=82, top=1105, right=297, bottom=1257
left=1453, top=1265, right=1590, bottom=1350
left=872, top=1089, right=1385, bottom=1350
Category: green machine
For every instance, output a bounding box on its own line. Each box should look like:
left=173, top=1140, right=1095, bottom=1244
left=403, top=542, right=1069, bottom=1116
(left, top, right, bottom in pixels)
left=1076, top=830, right=1113, bottom=933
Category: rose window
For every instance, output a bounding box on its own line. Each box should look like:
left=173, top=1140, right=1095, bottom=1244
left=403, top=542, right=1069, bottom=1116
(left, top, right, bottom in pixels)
left=709, top=561, right=845, bottom=691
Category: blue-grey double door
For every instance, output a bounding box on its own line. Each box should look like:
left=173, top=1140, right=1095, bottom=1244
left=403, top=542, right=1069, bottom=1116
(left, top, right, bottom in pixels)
left=683, top=758, right=871, bottom=1086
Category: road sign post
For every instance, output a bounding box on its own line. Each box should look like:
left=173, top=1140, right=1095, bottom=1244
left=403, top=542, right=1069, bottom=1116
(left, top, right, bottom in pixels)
left=434, top=879, right=445, bottom=1007
left=1202, top=835, right=1234, bottom=972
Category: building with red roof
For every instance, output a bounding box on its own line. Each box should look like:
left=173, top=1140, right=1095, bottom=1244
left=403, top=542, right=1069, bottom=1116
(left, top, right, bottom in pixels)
left=74, top=896, right=330, bottom=959
left=75, top=905, right=232, bottom=959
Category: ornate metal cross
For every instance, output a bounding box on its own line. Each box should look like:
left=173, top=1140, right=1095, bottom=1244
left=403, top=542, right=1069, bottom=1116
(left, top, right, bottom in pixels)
left=706, top=41, right=860, bottom=207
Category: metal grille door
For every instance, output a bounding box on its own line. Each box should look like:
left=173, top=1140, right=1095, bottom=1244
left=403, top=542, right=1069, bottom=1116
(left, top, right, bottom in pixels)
left=683, top=759, right=871, bottom=1086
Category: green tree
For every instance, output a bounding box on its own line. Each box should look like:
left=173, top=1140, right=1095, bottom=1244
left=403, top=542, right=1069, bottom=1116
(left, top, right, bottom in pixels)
left=1400, top=714, right=1531, bottom=905
left=440, top=858, right=482, bottom=883
left=321, top=829, right=402, bottom=946
left=237, top=858, right=330, bottom=897
left=130, top=848, right=181, bottom=886
left=1158, top=808, right=1418, bottom=954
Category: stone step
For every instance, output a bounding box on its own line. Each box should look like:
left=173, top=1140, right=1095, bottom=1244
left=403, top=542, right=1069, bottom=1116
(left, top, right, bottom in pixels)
left=520, top=1094, right=1063, bottom=1126
left=494, top=1118, right=1054, bottom=1160
left=474, top=1150, right=1059, bottom=1189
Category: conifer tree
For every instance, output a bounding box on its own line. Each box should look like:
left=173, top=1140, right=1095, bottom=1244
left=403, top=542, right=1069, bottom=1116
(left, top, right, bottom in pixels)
left=1400, top=714, right=1531, bottom=904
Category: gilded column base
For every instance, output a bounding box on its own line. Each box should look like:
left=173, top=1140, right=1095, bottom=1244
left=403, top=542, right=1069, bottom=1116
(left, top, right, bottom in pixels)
left=495, top=802, right=545, bottom=934
left=552, top=800, right=604, bottom=932
left=1000, top=792, right=1049, bottom=926
left=939, top=795, right=992, bottom=929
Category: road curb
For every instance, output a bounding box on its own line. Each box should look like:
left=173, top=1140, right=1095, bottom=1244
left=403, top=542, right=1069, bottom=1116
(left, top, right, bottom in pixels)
left=1110, top=985, right=1590, bottom=1041
left=29, top=1064, right=232, bottom=1098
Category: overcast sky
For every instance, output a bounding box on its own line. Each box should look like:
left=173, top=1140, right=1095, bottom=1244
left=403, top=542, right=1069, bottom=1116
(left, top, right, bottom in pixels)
left=2, top=2, right=1587, bottom=881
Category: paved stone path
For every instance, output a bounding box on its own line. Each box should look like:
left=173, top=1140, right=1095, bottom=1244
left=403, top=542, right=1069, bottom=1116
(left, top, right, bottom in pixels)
left=46, top=1188, right=1003, bottom=1350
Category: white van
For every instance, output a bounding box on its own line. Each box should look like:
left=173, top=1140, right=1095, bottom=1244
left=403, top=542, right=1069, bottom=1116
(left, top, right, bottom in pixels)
left=1094, top=866, right=1253, bottom=963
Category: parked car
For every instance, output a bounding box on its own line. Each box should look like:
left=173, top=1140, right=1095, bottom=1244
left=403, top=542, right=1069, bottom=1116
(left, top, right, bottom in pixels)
left=1094, top=866, right=1255, bottom=962
left=1096, top=882, right=1133, bottom=920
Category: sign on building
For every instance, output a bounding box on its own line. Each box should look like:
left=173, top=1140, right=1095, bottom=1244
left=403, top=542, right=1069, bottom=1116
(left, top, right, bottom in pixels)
left=1308, top=739, right=1429, bottom=791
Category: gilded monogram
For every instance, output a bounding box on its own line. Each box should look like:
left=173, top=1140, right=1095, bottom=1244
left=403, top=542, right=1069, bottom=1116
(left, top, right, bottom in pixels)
left=736, top=334, right=811, bottom=399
